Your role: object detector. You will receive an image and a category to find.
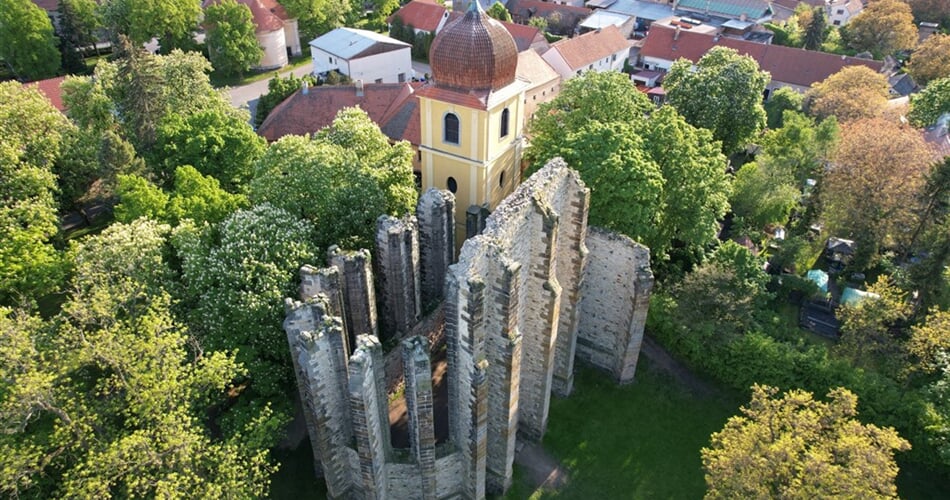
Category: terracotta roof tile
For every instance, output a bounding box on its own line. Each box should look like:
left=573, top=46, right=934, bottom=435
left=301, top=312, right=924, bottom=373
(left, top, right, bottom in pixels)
left=641, top=24, right=884, bottom=88
left=501, top=21, right=544, bottom=52
left=549, top=25, right=629, bottom=71
left=516, top=49, right=559, bottom=87
left=415, top=85, right=491, bottom=109
left=257, top=82, right=421, bottom=142
left=202, top=0, right=290, bottom=33
left=28, top=76, right=66, bottom=112
left=31, top=0, right=58, bottom=11
left=386, top=0, right=448, bottom=33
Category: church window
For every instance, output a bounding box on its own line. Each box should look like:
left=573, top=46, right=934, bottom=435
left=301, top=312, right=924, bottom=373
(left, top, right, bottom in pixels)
left=444, top=113, right=460, bottom=144
left=447, top=176, right=458, bottom=193
left=500, top=108, right=510, bottom=138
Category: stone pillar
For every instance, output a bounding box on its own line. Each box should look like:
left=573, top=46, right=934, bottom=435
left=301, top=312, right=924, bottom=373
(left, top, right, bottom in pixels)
left=617, top=246, right=654, bottom=383
left=417, top=188, right=456, bottom=308
left=375, top=214, right=421, bottom=340
left=517, top=204, right=562, bottom=442
left=551, top=176, right=591, bottom=397
left=402, top=336, right=436, bottom=499
left=284, top=297, right=355, bottom=497
left=349, top=335, right=389, bottom=500
left=299, top=265, right=348, bottom=352
left=465, top=205, right=490, bottom=239
left=328, top=246, right=378, bottom=342
left=468, top=360, right=489, bottom=500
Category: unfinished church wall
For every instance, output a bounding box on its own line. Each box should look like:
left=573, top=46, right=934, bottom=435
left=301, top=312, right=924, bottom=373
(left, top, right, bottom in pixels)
left=286, top=160, right=653, bottom=499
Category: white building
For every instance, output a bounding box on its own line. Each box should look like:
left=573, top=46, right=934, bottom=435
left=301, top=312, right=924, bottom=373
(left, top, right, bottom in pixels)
left=310, top=28, right=413, bottom=84
left=827, top=0, right=863, bottom=27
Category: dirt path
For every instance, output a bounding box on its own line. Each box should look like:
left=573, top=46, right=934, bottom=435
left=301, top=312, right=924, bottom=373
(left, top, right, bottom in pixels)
left=639, top=334, right=719, bottom=398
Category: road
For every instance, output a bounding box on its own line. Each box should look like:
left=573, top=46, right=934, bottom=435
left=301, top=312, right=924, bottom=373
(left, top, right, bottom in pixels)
left=226, top=59, right=434, bottom=123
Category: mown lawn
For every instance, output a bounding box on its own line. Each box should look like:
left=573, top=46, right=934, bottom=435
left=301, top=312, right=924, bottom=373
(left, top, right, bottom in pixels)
left=504, top=360, right=741, bottom=499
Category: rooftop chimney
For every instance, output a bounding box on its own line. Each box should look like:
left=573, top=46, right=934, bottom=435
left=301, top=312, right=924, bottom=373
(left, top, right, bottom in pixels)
left=674, top=26, right=681, bottom=40
left=302, top=80, right=309, bottom=95
left=356, top=79, right=364, bottom=97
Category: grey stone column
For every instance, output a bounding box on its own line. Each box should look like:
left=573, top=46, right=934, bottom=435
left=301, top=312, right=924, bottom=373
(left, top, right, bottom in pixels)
left=402, top=336, right=436, bottom=499
left=328, top=246, right=378, bottom=344
left=299, top=265, right=348, bottom=352
left=349, top=335, right=389, bottom=500
left=376, top=214, right=421, bottom=340
left=417, top=188, right=456, bottom=308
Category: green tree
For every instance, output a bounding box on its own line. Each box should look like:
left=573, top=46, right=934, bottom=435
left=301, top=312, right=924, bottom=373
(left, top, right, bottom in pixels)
left=280, top=0, right=352, bottom=40
left=845, top=0, right=918, bottom=56
left=664, top=46, right=770, bottom=154
left=805, top=65, right=890, bottom=122
left=802, top=6, right=827, bottom=51
left=907, top=34, right=950, bottom=86
left=115, top=173, right=170, bottom=222
left=528, top=15, right=548, bottom=32
left=486, top=1, right=512, bottom=22
left=58, top=0, right=102, bottom=73
left=907, top=0, right=950, bottom=27
left=155, top=105, right=265, bottom=192
left=250, top=108, right=417, bottom=251
left=836, top=276, right=913, bottom=375
left=205, top=0, right=262, bottom=78
left=764, top=87, right=804, bottom=129
left=100, top=0, right=201, bottom=48
left=821, top=117, right=934, bottom=263
left=908, top=76, right=950, bottom=127
left=908, top=307, right=950, bottom=374
left=254, top=72, right=317, bottom=127
left=703, top=384, right=910, bottom=499
left=173, top=204, right=317, bottom=424
left=759, top=110, right=838, bottom=184
left=166, top=165, right=247, bottom=224
left=731, top=161, right=800, bottom=234
left=0, top=219, right=275, bottom=498
left=0, top=0, right=61, bottom=81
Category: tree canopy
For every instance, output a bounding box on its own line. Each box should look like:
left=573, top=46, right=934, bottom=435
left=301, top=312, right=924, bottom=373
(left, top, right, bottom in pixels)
left=908, top=76, right=950, bottom=127
left=204, top=0, right=263, bottom=77
left=101, top=0, right=202, bottom=49
left=57, top=0, right=102, bottom=74
left=805, top=65, right=891, bottom=122
left=664, top=47, right=770, bottom=154
left=845, top=0, right=918, bottom=56
left=0, top=0, right=61, bottom=81
left=702, top=384, right=910, bottom=499
left=907, top=33, right=950, bottom=86
left=486, top=1, right=513, bottom=22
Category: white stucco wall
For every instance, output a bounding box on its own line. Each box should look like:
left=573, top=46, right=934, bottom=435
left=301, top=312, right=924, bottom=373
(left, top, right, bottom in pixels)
left=257, top=29, right=288, bottom=70
left=346, top=47, right=413, bottom=84
left=284, top=19, right=302, bottom=56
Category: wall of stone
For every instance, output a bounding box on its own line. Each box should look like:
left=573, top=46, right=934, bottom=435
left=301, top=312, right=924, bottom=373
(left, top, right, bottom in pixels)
left=417, top=188, right=456, bottom=309
left=576, top=227, right=654, bottom=383
left=328, top=246, right=378, bottom=342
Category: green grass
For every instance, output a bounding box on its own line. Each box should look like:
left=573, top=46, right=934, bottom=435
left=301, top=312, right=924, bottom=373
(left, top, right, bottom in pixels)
left=269, top=444, right=327, bottom=499
left=506, top=360, right=742, bottom=499
left=210, top=54, right=312, bottom=88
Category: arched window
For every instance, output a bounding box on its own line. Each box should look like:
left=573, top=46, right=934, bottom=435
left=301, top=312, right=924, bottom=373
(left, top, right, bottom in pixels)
left=447, top=176, right=458, bottom=193
left=444, top=113, right=460, bottom=144
left=500, top=108, right=510, bottom=138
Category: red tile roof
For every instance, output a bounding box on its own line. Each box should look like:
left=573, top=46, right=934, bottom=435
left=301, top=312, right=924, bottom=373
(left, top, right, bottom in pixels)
left=415, top=85, right=491, bottom=110
left=387, top=0, right=448, bottom=33
left=549, top=25, right=630, bottom=71
left=202, top=0, right=291, bottom=33
left=31, top=0, right=58, bottom=11
left=501, top=21, right=545, bottom=52
left=508, top=0, right=591, bottom=18
left=28, top=76, right=66, bottom=112
left=257, top=82, right=423, bottom=144
left=641, top=24, right=884, bottom=88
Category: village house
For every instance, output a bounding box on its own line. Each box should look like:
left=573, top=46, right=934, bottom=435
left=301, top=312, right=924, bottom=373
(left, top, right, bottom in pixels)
left=542, top=24, right=631, bottom=79
left=827, top=0, right=863, bottom=27
left=507, top=0, right=593, bottom=36
left=639, top=22, right=883, bottom=97
left=310, top=28, right=413, bottom=84
left=586, top=0, right=674, bottom=32
left=672, top=0, right=772, bottom=24
left=202, top=0, right=302, bottom=70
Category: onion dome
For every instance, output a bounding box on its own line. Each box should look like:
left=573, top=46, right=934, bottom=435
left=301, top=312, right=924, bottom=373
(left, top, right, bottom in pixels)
left=428, top=1, right=518, bottom=91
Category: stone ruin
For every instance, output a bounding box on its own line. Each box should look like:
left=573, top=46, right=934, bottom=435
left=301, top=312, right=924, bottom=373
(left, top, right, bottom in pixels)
left=284, top=159, right=654, bottom=499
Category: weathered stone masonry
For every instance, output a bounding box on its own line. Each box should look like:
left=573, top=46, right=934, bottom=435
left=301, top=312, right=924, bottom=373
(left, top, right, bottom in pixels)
left=285, top=160, right=654, bottom=499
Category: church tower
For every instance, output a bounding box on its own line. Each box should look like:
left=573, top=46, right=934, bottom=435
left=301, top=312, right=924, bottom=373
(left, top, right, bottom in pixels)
left=417, top=1, right=527, bottom=244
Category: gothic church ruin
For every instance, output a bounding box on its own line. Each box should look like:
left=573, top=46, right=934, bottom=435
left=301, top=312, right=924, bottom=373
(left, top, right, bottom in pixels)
left=284, top=159, right=653, bottom=499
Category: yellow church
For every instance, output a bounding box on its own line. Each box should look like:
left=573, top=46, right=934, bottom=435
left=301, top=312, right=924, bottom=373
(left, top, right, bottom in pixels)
left=258, top=1, right=540, bottom=245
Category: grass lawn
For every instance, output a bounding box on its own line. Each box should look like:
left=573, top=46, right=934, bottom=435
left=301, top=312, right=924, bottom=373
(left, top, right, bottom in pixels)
left=210, top=54, right=312, bottom=88
left=505, top=359, right=742, bottom=499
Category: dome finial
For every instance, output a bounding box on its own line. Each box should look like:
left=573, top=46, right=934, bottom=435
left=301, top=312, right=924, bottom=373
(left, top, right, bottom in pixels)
left=468, top=0, right=482, bottom=13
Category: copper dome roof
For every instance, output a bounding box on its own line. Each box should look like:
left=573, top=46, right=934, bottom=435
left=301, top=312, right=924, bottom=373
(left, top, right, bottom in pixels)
left=428, top=1, right=518, bottom=91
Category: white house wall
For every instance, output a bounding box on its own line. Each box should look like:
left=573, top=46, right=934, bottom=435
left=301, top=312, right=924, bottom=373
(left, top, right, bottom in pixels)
left=312, top=46, right=341, bottom=75
left=284, top=19, right=302, bottom=56
left=258, top=29, right=289, bottom=70
left=347, top=48, right=413, bottom=84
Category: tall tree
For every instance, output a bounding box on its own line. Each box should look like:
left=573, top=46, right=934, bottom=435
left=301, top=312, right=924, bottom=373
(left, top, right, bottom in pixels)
left=805, top=65, right=891, bottom=122
left=907, top=34, right=950, bottom=86
left=759, top=110, right=839, bottom=184
left=821, top=117, right=934, bottom=263
left=730, top=160, right=800, bottom=234
left=58, top=0, right=102, bottom=73
left=907, top=0, right=950, bottom=26
left=845, top=0, right=918, bottom=56
left=764, top=87, right=804, bottom=129
left=664, top=46, right=770, bottom=154
left=835, top=276, right=913, bottom=375
left=486, top=1, right=513, bottom=22
left=204, top=0, right=262, bottom=78
left=702, top=384, right=910, bottom=499
left=908, top=76, right=950, bottom=127
left=802, top=6, right=827, bottom=51
left=0, top=219, right=276, bottom=498
left=279, top=0, right=352, bottom=40
left=0, top=0, right=61, bottom=81
left=100, top=0, right=201, bottom=49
